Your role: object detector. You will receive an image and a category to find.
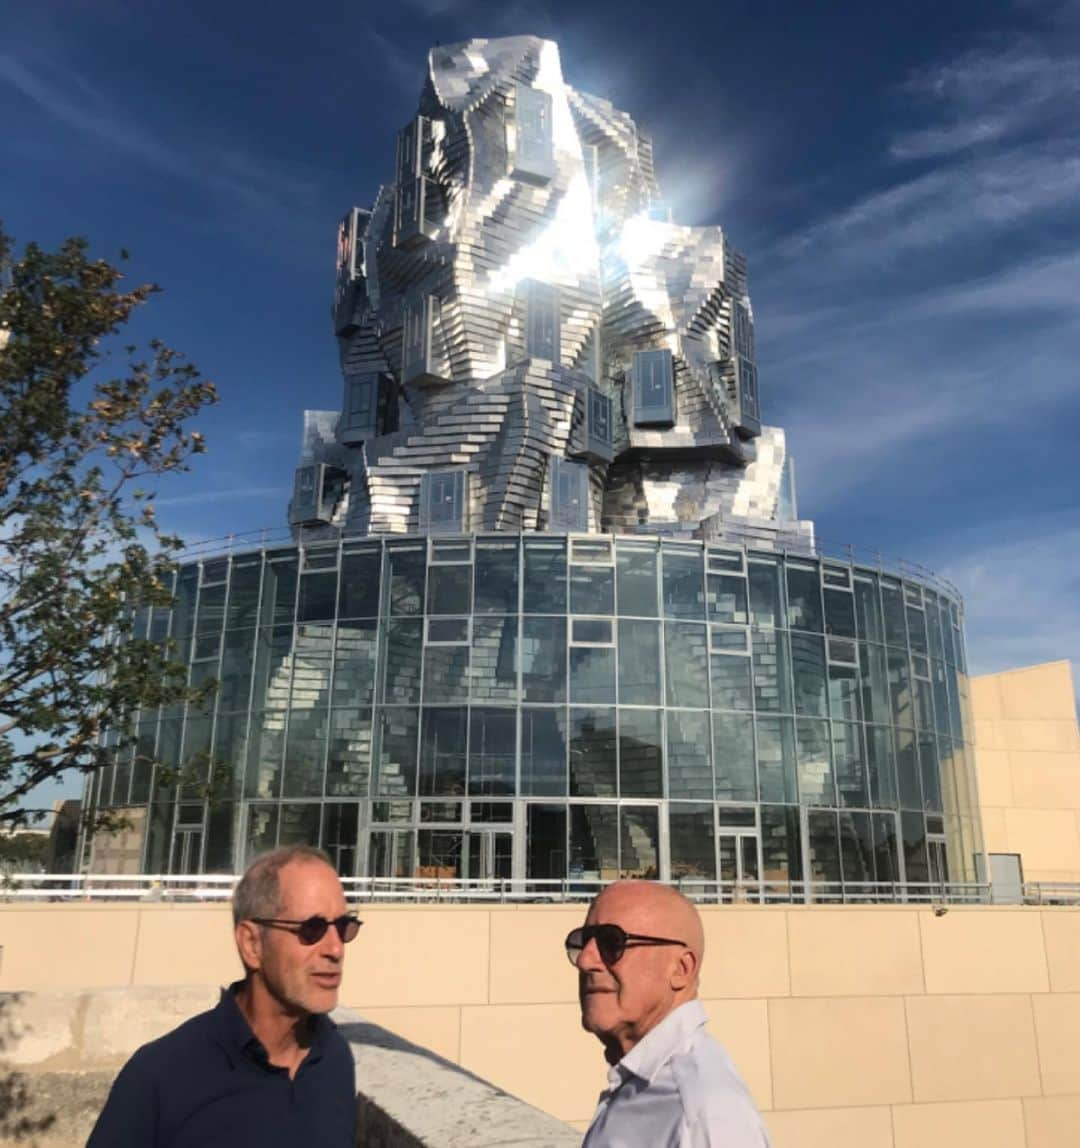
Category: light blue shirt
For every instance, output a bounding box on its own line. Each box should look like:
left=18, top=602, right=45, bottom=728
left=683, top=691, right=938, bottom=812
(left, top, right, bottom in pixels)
left=582, top=1000, right=771, bottom=1148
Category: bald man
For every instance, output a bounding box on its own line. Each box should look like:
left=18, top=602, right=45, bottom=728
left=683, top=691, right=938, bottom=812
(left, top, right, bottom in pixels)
left=567, top=881, right=770, bottom=1147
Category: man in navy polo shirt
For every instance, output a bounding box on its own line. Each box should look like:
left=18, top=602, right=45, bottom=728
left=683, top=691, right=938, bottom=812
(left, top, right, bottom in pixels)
left=88, top=845, right=359, bottom=1147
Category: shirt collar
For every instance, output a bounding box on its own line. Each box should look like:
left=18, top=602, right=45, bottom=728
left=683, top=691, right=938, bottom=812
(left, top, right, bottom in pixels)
left=616, top=1000, right=707, bottom=1086
left=213, top=979, right=329, bottom=1070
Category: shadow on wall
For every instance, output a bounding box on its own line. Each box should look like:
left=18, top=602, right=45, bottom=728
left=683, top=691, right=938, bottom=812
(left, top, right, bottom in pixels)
left=0, top=993, right=58, bottom=1144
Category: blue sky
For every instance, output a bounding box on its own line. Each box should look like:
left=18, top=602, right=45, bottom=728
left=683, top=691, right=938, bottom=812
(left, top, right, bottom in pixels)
left=3, top=0, right=1078, bottom=810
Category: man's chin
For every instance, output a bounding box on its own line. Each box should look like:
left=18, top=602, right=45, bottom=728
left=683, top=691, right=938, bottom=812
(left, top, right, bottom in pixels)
left=579, top=993, right=616, bottom=1035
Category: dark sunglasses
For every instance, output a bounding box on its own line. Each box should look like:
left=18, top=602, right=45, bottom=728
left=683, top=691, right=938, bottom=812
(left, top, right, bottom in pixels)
left=251, top=914, right=363, bottom=946
left=565, top=924, right=687, bottom=967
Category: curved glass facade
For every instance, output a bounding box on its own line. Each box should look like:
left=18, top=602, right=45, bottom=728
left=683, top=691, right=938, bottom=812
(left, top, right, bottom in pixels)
left=91, top=534, right=981, bottom=893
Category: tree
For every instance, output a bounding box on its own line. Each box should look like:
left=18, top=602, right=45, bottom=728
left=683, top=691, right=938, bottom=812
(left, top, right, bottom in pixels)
left=0, top=224, right=218, bottom=827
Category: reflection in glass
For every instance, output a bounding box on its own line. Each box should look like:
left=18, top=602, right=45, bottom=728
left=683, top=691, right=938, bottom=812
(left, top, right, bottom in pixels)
left=475, top=543, right=519, bottom=613
left=669, top=804, right=716, bottom=879
left=219, top=632, right=255, bottom=711
left=713, top=713, right=756, bottom=801
left=369, top=829, right=415, bottom=878
left=896, top=728, right=922, bottom=810
left=521, top=707, right=567, bottom=796
left=918, top=732, right=942, bottom=812
left=386, top=546, right=426, bottom=616
left=298, top=571, right=337, bottom=622
left=226, top=558, right=262, bottom=629
left=866, top=725, right=897, bottom=809
left=417, top=831, right=463, bottom=878
left=282, top=709, right=328, bottom=797
left=839, top=810, right=875, bottom=888
left=708, top=574, right=748, bottom=624
left=786, top=564, right=822, bottom=632
left=245, top=710, right=286, bottom=798
left=710, top=652, right=753, bottom=711
left=419, top=707, right=467, bottom=795
left=427, top=563, right=472, bottom=615
left=760, top=804, right=802, bottom=886
left=665, top=623, right=709, bottom=708
left=527, top=804, right=566, bottom=879
left=790, top=633, right=827, bottom=716
left=469, top=708, right=516, bottom=795
left=756, top=717, right=797, bottom=803
left=339, top=546, right=382, bottom=618
left=245, top=803, right=279, bottom=863
left=666, top=710, right=712, bottom=800
left=265, top=557, right=298, bottom=627
left=620, top=806, right=659, bottom=877
left=828, top=662, right=861, bottom=722
left=470, top=616, right=518, bottom=702
left=752, top=629, right=792, bottom=713
left=616, top=544, right=658, bottom=617
left=569, top=708, right=617, bottom=796
left=523, top=539, right=566, bottom=613
left=521, top=616, right=567, bottom=702
left=872, top=812, right=900, bottom=886
left=617, top=620, right=660, bottom=705
left=662, top=549, right=705, bottom=619
left=881, top=581, right=907, bottom=647
left=901, top=810, right=929, bottom=883
left=422, top=641, right=470, bottom=704
left=853, top=576, right=883, bottom=643
left=382, top=618, right=423, bottom=704
left=833, top=721, right=868, bottom=807
left=326, top=709, right=372, bottom=797
left=796, top=718, right=834, bottom=805
left=887, top=649, right=913, bottom=727
left=570, top=645, right=616, bottom=704
left=808, top=809, right=841, bottom=893
left=374, top=707, right=418, bottom=797
left=570, top=805, right=618, bottom=878
left=619, top=708, right=663, bottom=798
left=570, top=563, right=614, bottom=615
left=292, top=623, right=334, bottom=698
left=333, top=620, right=378, bottom=707
left=823, top=588, right=856, bottom=639
left=279, top=803, right=321, bottom=847
left=322, top=803, right=358, bottom=876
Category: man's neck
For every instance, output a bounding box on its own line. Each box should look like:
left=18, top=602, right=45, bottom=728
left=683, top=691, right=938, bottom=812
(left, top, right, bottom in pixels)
left=234, top=978, right=312, bottom=1077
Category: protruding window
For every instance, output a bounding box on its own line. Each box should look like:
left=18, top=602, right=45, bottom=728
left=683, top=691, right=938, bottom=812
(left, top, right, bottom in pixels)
left=525, top=281, right=559, bottom=361
left=733, top=299, right=754, bottom=360
left=395, top=116, right=441, bottom=248
left=549, top=456, right=589, bottom=531
left=289, top=463, right=337, bottom=526
left=401, top=295, right=449, bottom=385
left=419, top=469, right=467, bottom=533
left=589, top=386, right=612, bottom=450
left=582, top=144, right=599, bottom=206
left=511, top=84, right=554, bottom=182
left=334, top=207, right=369, bottom=336
left=340, top=374, right=397, bottom=445
left=739, top=358, right=759, bottom=421
left=632, top=348, right=675, bottom=426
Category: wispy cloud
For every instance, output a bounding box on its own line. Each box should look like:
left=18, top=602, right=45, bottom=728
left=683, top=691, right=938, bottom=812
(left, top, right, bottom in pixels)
left=0, top=52, right=323, bottom=224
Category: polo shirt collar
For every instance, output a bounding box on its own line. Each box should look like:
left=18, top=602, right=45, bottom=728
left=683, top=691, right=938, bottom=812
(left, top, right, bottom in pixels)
left=214, top=980, right=330, bottom=1070
left=616, top=999, right=706, bottom=1086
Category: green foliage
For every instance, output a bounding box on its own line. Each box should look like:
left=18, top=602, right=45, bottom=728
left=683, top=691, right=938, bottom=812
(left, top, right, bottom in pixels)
left=0, top=224, right=218, bottom=826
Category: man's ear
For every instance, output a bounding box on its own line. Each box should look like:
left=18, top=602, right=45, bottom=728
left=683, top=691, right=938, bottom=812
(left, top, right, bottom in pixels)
left=235, top=920, right=264, bottom=971
left=670, top=947, right=699, bottom=992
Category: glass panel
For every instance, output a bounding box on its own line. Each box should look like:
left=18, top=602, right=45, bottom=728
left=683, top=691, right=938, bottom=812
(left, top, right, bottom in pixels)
left=282, top=709, right=328, bottom=797
left=760, top=804, right=802, bottom=888
left=244, top=804, right=279, bottom=863
left=279, top=803, right=321, bottom=847
left=741, top=836, right=759, bottom=882
left=521, top=707, right=567, bottom=796
left=427, top=563, right=472, bottom=615
left=901, top=810, right=930, bottom=884
left=790, top=633, right=827, bottom=716
left=858, top=642, right=890, bottom=725
left=386, top=546, right=426, bottom=616
left=523, top=539, right=566, bottom=613
left=896, top=728, right=923, bottom=810
left=382, top=618, right=423, bottom=704
left=470, top=801, right=513, bottom=823
left=808, top=810, right=841, bottom=894
left=906, top=606, right=928, bottom=655
left=881, top=581, right=907, bottom=647
left=867, top=725, right=898, bottom=808
left=527, top=804, right=566, bottom=880
left=368, top=829, right=414, bottom=878
left=833, top=721, right=868, bottom=807
left=572, top=618, right=612, bottom=644
left=264, top=557, right=298, bottom=627
left=665, top=623, right=709, bottom=708
left=617, top=620, right=661, bottom=706
left=669, top=805, right=716, bottom=880
left=204, top=803, right=236, bottom=873
left=919, top=732, right=943, bottom=812
left=662, top=549, right=706, bottom=620
left=666, top=710, right=712, bottom=800
left=298, top=572, right=337, bottom=623
left=824, top=588, right=856, bottom=639
left=756, top=716, right=797, bottom=803
left=475, top=543, right=519, bottom=614
left=245, top=710, right=285, bottom=798
left=374, top=707, right=418, bottom=797
left=620, top=807, right=659, bottom=878
left=854, top=576, right=883, bottom=643
left=796, top=718, right=834, bottom=806
left=914, top=675, right=934, bottom=731
left=616, top=544, right=658, bottom=617
left=887, top=648, right=913, bottom=727
left=226, top=558, right=262, bottom=629
left=469, top=708, right=516, bottom=796
left=828, top=662, right=861, bottom=722
left=618, top=708, right=663, bottom=798
left=419, top=707, right=467, bottom=796
left=417, top=831, right=463, bottom=879
left=786, top=564, right=822, bottom=632
left=521, top=616, right=567, bottom=703
left=339, top=546, right=382, bottom=618
left=569, top=708, right=617, bottom=796
left=218, top=630, right=255, bottom=711
left=713, top=713, right=756, bottom=801
left=292, top=623, right=334, bottom=702
left=251, top=625, right=293, bottom=709
left=333, top=620, right=378, bottom=708
left=326, top=709, right=372, bottom=797
left=570, top=563, right=614, bottom=615
left=569, top=805, right=617, bottom=880
left=708, top=574, right=748, bottom=624
left=751, top=629, right=792, bottom=713
left=710, top=653, right=753, bottom=710
left=872, top=813, right=900, bottom=886
left=322, top=803, right=358, bottom=876
left=840, top=811, right=875, bottom=889
left=569, top=646, right=616, bottom=704
left=469, top=616, right=518, bottom=703
left=422, top=642, right=470, bottom=703
left=371, top=800, right=412, bottom=823
left=748, top=560, right=783, bottom=627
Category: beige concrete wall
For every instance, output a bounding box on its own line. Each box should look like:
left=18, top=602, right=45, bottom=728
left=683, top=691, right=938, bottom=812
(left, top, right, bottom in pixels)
left=2, top=901, right=1079, bottom=1146
left=972, top=660, right=1080, bottom=885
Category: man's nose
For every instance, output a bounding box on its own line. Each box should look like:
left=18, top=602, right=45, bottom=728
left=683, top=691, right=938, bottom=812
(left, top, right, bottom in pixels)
left=319, top=925, right=345, bottom=961
left=576, top=935, right=605, bottom=972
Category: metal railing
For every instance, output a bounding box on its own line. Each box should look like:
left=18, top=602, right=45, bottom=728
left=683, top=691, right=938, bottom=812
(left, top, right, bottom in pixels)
left=1022, top=882, right=1080, bottom=906
left=1, top=873, right=991, bottom=906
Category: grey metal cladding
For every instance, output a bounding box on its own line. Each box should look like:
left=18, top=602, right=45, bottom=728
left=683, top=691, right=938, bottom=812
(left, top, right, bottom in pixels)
left=293, top=35, right=813, bottom=545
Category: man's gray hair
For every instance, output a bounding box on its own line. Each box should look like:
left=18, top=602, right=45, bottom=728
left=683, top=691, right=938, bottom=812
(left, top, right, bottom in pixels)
left=232, top=845, right=334, bottom=926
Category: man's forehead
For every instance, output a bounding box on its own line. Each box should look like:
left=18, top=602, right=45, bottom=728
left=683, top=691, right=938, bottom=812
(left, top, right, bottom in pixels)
left=277, top=859, right=346, bottom=905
